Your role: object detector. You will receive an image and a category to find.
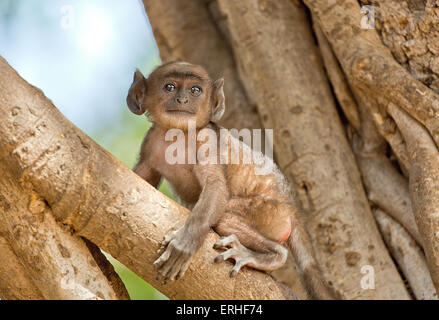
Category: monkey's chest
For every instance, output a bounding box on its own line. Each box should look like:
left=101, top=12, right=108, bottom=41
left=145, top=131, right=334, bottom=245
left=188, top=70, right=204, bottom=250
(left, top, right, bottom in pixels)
left=160, top=164, right=201, bottom=206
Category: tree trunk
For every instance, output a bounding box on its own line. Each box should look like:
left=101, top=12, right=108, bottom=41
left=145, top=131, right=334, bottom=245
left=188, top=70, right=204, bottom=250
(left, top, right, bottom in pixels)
left=305, top=0, right=439, bottom=295
left=216, top=0, right=411, bottom=299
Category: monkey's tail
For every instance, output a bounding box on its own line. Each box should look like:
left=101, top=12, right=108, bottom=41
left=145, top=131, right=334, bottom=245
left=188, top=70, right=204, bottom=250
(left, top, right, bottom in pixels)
left=287, top=222, right=336, bottom=300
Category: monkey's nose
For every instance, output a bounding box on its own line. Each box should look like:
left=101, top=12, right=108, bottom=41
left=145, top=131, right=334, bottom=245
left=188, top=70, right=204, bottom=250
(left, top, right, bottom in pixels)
left=176, top=97, right=188, bottom=104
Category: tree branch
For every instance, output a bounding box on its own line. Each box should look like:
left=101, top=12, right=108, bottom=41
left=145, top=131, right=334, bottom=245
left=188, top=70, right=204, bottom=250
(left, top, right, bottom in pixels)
left=0, top=163, right=127, bottom=299
left=305, top=0, right=439, bottom=148
left=373, top=209, right=437, bottom=300
left=388, top=103, right=439, bottom=292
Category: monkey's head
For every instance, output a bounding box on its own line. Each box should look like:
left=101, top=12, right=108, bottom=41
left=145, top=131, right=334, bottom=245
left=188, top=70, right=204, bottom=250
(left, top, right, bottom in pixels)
left=126, top=61, right=225, bottom=130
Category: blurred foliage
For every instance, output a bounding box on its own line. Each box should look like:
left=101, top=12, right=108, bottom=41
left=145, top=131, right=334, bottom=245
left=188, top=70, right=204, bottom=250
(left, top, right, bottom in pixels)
left=104, top=253, right=168, bottom=300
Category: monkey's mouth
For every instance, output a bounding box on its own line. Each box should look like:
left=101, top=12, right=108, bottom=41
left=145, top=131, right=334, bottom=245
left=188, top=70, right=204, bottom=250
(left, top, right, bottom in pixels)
left=166, top=110, right=195, bottom=116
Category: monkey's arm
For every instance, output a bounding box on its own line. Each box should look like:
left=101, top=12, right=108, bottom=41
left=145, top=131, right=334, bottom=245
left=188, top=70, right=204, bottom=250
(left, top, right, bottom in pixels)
left=133, top=160, right=162, bottom=189
left=154, top=164, right=229, bottom=282
left=186, top=164, right=229, bottom=234
left=133, top=129, right=162, bottom=189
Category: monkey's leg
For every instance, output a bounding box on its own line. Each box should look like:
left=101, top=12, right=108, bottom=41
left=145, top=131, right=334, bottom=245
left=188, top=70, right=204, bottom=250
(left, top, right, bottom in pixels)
left=213, top=213, right=288, bottom=277
left=238, top=199, right=334, bottom=299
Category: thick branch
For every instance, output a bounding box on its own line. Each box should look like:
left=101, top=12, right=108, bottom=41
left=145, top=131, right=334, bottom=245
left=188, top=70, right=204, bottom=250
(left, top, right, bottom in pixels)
left=388, top=103, right=439, bottom=293
left=312, top=21, right=360, bottom=131
left=312, top=16, right=411, bottom=178
left=0, top=56, right=292, bottom=300
left=351, top=110, right=421, bottom=245
left=374, top=209, right=437, bottom=300
left=306, top=0, right=439, bottom=295
left=355, top=151, right=421, bottom=245
left=0, top=166, right=126, bottom=300
left=0, top=236, right=44, bottom=299
left=305, top=0, right=439, bottom=148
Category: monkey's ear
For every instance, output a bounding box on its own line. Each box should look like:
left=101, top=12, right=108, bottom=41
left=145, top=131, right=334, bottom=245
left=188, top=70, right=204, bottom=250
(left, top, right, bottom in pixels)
left=211, top=78, right=225, bottom=122
left=126, top=69, right=147, bottom=115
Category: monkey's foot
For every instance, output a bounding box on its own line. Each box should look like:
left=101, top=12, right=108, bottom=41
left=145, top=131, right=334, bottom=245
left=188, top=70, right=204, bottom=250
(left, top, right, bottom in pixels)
left=213, top=234, right=256, bottom=277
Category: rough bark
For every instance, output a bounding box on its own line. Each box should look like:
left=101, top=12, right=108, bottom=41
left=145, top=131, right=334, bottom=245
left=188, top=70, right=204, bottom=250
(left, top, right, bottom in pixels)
left=388, top=103, right=439, bottom=293
left=373, top=209, right=437, bottom=300
left=314, top=20, right=437, bottom=300
left=0, top=163, right=128, bottom=300
left=213, top=0, right=409, bottom=299
left=305, top=0, right=439, bottom=147
left=305, top=0, right=439, bottom=294
left=0, top=55, right=293, bottom=300
left=312, top=22, right=360, bottom=132
left=0, top=236, right=44, bottom=299
left=359, top=0, right=439, bottom=94
left=313, top=20, right=421, bottom=246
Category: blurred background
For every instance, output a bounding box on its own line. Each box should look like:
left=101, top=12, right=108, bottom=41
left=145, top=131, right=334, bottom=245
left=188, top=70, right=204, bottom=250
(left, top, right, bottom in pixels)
left=0, top=0, right=171, bottom=300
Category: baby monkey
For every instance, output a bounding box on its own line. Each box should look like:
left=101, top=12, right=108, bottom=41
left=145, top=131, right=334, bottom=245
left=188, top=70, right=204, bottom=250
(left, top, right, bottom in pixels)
left=127, top=61, right=334, bottom=299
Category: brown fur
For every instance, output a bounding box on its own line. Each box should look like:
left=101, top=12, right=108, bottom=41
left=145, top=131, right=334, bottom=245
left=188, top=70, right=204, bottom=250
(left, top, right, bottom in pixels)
left=126, top=61, right=334, bottom=299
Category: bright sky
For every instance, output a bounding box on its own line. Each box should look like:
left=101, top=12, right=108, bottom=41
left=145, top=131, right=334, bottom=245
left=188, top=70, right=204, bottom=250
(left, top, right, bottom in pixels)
left=0, top=0, right=160, bottom=134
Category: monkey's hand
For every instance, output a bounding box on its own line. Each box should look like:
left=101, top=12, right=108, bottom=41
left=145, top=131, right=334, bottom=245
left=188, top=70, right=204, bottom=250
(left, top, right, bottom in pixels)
left=153, top=226, right=201, bottom=283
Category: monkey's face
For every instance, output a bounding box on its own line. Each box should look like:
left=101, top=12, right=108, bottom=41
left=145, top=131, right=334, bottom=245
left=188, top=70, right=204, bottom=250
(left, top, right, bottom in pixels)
left=147, top=64, right=212, bottom=130
left=127, top=62, right=225, bottom=131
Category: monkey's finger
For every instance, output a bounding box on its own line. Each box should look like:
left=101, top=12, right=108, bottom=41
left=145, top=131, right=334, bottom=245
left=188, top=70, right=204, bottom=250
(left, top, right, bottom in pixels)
left=166, top=256, right=187, bottom=282
left=157, top=255, right=177, bottom=281
left=230, top=258, right=250, bottom=277
left=213, top=244, right=226, bottom=250
left=213, top=234, right=239, bottom=249
left=153, top=247, right=172, bottom=270
left=157, top=248, right=181, bottom=282
left=213, top=238, right=226, bottom=249
left=162, top=230, right=178, bottom=247
left=214, top=254, right=224, bottom=263
left=175, top=258, right=192, bottom=280
left=154, top=244, right=179, bottom=277
left=214, top=248, right=238, bottom=263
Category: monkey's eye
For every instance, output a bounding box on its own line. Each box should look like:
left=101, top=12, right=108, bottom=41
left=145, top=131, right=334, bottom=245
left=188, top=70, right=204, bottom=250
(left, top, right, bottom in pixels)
left=190, top=86, right=202, bottom=96
left=164, top=83, right=175, bottom=92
